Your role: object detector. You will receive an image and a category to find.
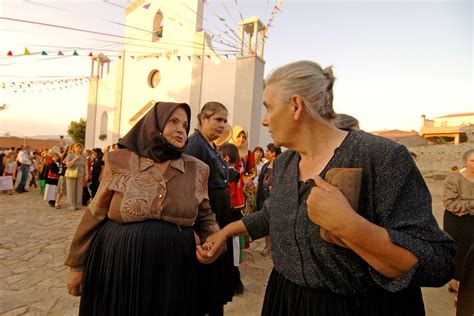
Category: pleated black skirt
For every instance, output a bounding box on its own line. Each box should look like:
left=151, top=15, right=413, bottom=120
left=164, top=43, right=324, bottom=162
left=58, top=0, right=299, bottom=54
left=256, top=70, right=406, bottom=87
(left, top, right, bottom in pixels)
left=443, top=210, right=474, bottom=280
left=79, top=219, right=198, bottom=316
left=262, top=269, right=425, bottom=316
left=196, top=188, right=235, bottom=314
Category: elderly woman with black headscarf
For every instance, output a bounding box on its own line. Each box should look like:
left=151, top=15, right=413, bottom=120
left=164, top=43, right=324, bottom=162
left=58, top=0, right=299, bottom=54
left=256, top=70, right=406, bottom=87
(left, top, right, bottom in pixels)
left=65, top=102, right=220, bottom=316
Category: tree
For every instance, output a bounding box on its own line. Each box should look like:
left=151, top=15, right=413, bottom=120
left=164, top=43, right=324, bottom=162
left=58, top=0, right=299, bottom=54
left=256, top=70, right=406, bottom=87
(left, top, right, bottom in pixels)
left=67, top=118, right=86, bottom=144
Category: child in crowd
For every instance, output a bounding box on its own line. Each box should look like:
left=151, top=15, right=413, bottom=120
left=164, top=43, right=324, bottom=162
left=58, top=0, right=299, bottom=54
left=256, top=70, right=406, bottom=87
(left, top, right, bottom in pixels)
left=3, top=152, right=17, bottom=195
left=219, top=143, right=245, bottom=295
left=44, top=153, right=61, bottom=207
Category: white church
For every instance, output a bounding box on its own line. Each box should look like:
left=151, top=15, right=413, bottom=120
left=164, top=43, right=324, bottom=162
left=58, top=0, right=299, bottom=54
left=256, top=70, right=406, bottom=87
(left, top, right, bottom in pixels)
left=85, top=0, right=270, bottom=149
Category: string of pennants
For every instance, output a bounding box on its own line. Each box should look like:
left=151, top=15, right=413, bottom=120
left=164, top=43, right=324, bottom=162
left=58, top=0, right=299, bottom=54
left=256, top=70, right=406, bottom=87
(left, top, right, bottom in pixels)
left=262, top=0, right=284, bottom=43
left=5, top=48, right=95, bottom=58
left=4, top=48, right=238, bottom=61
left=130, top=51, right=235, bottom=61
left=1, top=77, right=90, bottom=94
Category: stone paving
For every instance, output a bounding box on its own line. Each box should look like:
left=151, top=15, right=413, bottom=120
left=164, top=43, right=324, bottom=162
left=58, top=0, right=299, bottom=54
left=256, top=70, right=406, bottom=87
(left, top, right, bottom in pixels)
left=0, top=180, right=457, bottom=315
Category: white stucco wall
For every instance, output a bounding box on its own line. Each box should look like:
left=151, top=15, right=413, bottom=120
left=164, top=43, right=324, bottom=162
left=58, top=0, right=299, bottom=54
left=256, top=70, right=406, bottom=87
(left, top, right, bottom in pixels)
left=199, top=58, right=237, bottom=124
left=119, top=57, right=194, bottom=136
left=433, top=115, right=474, bottom=127
left=93, top=68, right=117, bottom=149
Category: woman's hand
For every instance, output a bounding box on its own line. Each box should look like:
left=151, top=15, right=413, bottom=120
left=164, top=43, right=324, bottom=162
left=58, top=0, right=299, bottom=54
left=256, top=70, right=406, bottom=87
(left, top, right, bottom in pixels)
left=455, top=211, right=469, bottom=217
left=195, top=231, right=226, bottom=264
left=306, top=176, right=360, bottom=242
left=67, top=271, right=84, bottom=296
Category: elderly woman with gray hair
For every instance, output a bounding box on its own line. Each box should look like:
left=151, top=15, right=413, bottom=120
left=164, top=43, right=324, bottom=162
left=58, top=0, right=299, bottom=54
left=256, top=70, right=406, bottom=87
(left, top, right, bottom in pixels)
left=202, top=60, right=455, bottom=315
left=443, top=149, right=474, bottom=294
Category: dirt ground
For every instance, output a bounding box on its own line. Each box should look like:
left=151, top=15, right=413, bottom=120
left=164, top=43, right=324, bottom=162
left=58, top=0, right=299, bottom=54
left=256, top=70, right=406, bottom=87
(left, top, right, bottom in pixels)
left=0, top=178, right=458, bottom=315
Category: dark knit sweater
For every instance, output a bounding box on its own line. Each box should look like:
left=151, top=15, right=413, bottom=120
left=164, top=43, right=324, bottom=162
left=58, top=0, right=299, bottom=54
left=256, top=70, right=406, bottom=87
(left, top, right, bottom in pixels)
left=242, top=131, right=455, bottom=295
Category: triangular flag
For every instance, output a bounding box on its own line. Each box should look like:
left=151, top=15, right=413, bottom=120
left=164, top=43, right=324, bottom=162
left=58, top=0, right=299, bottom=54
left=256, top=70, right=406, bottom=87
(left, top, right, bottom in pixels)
left=24, top=47, right=31, bottom=55
left=187, top=56, right=192, bottom=62
left=58, top=50, right=64, bottom=56
left=196, top=55, right=201, bottom=60
left=206, top=55, right=211, bottom=59
left=41, top=51, right=48, bottom=55
left=177, top=56, right=181, bottom=61
left=224, top=54, right=228, bottom=59
left=131, top=56, right=135, bottom=59
left=118, top=56, right=122, bottom=59
left=219, top=17, right=226, bottom=21
left=88, top=52, right=93, bottom=57
left=73, top=50, right=79, bottom=56
left=7, top=51, right=13, bottom=56
left=166, top=55, right=170, bottom=61
left=143, top=3, right=151, bottom=9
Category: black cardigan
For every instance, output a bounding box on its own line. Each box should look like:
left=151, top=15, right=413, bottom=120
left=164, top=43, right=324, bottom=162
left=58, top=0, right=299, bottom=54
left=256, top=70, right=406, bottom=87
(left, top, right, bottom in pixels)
left=243, top=130, right=455, bottom=294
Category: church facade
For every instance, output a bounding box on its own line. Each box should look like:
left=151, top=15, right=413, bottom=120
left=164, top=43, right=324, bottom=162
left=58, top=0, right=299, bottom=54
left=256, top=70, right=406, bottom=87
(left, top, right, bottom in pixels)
left=85, top=0, right=270, bottom=150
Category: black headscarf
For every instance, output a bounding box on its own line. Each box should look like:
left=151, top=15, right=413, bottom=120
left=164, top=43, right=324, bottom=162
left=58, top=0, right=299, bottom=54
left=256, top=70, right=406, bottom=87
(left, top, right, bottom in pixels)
left=118, top=102, right=191, bottom=162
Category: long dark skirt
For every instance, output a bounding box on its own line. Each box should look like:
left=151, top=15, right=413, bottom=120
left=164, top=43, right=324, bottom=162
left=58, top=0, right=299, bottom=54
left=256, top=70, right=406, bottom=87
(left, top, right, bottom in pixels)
left=79, top=219, right=198, bottom=316
left=262, top=269, right=425, bottom=316
left=196, top=188, right=234, bottom=314
left=457, top=244, right=474, bottom=316
left=443, top=210, right=474, bottom=280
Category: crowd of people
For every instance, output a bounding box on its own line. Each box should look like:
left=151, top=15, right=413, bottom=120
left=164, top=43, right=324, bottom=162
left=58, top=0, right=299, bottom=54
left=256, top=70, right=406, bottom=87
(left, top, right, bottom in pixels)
left=1, top=59, right=472, bottom=316
left=0, top=144, right=106, bottom=210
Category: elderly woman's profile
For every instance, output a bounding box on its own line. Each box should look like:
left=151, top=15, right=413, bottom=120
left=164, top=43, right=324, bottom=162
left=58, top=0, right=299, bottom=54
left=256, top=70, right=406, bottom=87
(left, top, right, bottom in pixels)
left=203, top=60, right=455, bottom=316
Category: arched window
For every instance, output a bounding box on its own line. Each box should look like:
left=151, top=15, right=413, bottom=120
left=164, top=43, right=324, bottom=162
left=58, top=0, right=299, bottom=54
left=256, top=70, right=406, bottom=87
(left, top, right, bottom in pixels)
left=152, top=10, right=164, bottom=42
left=99, top=111, right=108, bottom=140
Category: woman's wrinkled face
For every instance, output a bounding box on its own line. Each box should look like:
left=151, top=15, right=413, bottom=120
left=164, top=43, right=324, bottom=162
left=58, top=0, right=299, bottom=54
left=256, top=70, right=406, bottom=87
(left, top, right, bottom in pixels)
left=201, top=110, right=228, bottom=142
left=262, top=84, right=292, bottom=147
left=465, top=153, right=474, bottom=172
left=235, top=131, right=247, bottom=148
left=163, top=107, right=189, bottom=148
left=254, top=149, right=264, bottom=162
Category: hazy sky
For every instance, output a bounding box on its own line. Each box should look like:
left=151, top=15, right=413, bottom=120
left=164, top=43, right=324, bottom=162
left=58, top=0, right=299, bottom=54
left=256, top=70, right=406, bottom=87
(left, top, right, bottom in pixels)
left=0, top=0, right=472, bottom=137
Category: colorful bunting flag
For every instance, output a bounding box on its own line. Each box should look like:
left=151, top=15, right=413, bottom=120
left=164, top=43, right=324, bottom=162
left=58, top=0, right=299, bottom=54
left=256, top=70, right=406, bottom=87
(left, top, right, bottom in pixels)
left=88, top=52, right=93, bottom=57
left=196, top=55, right=201, bottom=60
left=219, top=17, right=226, bottom=21
left=187, top=56, right=192, bottom=62
left=73, top=50, right=79, bottom=56
left=24, top=47, right=31, bottom=55
left=143, top=3, right=151, bottom=9
left=41, top=51, right=48, bottom=56
left=206, top=55, right=211, bottom=59
left=58, top=50, right=64, bottom=56
left=7, top=51, right=13, bottom=56
left=177, top=56, right=181, bottom=61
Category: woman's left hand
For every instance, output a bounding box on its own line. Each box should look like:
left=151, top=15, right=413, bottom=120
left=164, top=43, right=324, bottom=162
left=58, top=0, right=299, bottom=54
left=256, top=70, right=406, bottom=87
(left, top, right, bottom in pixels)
left=306, top=176, right=360, bottom=239
left=195, top=231, right=226, bottom=264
